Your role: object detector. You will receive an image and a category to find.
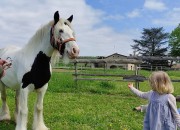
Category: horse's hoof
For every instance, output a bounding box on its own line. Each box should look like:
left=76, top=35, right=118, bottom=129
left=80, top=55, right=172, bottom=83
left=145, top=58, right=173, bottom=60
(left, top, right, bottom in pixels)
left=0, top=113, right=11, bottom=121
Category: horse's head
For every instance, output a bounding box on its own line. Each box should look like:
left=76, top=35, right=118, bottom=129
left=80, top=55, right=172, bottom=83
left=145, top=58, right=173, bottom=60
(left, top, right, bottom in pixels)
left=50, top=11, right=79, bottom=62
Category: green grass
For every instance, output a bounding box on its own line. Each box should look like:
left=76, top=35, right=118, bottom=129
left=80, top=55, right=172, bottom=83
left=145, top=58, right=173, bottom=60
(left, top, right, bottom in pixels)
left=1, top=69, right=180, bottom=130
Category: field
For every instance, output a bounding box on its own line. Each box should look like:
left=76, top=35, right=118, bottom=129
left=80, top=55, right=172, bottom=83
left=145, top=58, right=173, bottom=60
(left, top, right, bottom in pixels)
left=1, top=69, right=180, bottom=130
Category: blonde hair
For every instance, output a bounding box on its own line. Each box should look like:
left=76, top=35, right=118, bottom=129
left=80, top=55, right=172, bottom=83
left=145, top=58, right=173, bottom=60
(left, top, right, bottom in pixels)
left=149, top=71, right=174, bottom=94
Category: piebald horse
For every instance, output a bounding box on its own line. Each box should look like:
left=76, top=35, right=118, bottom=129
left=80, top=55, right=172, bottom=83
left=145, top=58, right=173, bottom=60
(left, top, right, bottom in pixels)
left=0, top=11, right=79, bottom=130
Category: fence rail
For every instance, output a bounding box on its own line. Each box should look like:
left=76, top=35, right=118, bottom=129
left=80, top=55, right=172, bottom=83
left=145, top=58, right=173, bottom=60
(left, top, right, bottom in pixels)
left=70, top=58, right=142, bottom=64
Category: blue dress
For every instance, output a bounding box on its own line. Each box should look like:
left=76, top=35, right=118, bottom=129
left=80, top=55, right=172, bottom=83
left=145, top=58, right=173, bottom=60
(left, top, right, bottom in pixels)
left=143, top=91, right=177, bottom=130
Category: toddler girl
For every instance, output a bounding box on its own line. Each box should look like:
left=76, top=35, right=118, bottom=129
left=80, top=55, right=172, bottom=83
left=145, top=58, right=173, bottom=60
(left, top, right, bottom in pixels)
left=128, top=71, right=180, bottom=130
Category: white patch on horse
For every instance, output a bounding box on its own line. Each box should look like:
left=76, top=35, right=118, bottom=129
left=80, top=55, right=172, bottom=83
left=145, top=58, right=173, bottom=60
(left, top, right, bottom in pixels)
left=0, top=11, right=79, bottom=130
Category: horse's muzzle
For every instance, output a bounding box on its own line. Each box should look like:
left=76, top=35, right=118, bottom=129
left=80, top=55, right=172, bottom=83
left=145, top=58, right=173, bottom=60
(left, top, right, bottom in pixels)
left=68, top=47, right=79, bottom=59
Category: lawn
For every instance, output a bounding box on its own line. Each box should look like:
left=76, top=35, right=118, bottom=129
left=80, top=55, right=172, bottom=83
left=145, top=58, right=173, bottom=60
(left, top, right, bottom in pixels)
left=1, top=69, right=180, bottom=130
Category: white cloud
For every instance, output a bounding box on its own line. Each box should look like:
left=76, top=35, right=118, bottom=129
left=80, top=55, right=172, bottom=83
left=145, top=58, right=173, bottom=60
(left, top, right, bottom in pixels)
left=126, top=9, right=141, bottom=18
left=144, top=0, right=167, bottom=11
left=0, top=0, right=138, bottom=56
left=103, top=14, right=124, bottom=21
left=152, top=8, right=180, bottom=27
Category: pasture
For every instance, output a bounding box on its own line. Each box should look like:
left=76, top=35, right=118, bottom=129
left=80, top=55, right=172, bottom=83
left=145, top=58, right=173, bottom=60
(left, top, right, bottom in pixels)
left=1, top=69, right=180, bottom=130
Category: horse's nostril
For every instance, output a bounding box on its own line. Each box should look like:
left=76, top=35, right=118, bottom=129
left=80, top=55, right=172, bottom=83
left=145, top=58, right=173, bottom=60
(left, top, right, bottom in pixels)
left=72, top=48, right=76, bottom=54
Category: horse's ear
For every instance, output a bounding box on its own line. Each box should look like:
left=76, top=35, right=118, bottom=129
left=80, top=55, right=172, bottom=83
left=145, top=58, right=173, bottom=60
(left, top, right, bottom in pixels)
left=54, top=11, right=59, bottom=25
left=67, top=15, right=73, bottom=23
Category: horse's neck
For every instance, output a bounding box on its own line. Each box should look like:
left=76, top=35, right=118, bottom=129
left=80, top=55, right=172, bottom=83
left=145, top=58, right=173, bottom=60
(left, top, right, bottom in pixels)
left=22, top=22, right=54, bottom=58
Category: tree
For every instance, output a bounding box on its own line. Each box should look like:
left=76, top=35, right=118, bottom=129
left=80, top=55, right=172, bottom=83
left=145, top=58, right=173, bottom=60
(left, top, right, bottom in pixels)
left=131, top=27, right=170, bottom=70
left=169, top=24, right=180, bottom=56
left=132, top=27, right=169, bottom=56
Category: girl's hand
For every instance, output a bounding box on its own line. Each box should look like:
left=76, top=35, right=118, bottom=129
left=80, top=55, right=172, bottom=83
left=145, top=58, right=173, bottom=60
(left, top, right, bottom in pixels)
left=128, top=82, right=134, bottom=88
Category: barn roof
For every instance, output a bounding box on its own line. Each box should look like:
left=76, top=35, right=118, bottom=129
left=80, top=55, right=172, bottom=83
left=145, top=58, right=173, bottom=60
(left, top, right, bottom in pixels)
left=98, top=53, right=127, bottom=59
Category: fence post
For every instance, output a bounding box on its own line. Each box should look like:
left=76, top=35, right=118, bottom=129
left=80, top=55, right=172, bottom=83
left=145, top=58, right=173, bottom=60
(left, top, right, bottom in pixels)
left=74, top=62, right=78, bottom=87
left=104, top=62, right=107, bottom=74
left=135, top=64, right=139, bottom=89
left=151, top=66, right=152, bottom=71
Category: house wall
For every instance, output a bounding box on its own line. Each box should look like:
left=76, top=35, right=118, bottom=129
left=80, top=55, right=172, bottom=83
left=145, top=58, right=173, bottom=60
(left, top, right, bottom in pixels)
left=127, top=64, right=135, bottom=70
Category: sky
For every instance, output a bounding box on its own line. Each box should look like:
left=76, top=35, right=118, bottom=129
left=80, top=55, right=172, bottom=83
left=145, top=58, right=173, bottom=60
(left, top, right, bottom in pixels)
left=0, top=0, right=180, bottom=56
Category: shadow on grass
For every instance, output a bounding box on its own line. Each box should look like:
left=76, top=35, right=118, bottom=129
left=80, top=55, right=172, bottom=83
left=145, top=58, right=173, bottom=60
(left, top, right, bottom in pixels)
left=0, top=120, right=16, bottom=130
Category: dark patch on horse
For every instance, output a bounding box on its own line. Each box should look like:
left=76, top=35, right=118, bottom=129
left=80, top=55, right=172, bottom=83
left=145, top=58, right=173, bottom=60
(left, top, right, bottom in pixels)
left=22, top=51, right=51, bottom=89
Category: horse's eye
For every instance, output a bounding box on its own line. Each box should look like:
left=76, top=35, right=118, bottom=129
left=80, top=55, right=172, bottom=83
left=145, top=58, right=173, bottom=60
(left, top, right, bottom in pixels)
left=59, top=29, right=64, bottom=33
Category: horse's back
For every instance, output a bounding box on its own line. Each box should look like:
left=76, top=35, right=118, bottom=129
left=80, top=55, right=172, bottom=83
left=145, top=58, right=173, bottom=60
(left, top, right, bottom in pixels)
left=0, top=46, right=22, bottom=89
left=0, top=46, right=21, bottom=57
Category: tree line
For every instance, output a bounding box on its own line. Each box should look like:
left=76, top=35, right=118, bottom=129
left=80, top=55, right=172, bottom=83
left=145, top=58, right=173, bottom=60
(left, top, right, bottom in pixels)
left=131, top=23, right=180, bottom=69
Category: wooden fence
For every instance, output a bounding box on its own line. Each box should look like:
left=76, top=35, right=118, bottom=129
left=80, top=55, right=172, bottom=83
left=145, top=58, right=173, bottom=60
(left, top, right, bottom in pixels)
left=70, top=57, right=180, bottom=88
left=71, top=59, right=144, bottom=88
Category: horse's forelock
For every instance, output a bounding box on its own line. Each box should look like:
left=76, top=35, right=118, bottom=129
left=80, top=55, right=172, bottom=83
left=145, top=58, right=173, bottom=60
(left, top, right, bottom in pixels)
left=58, top=19, right=74, bottom=31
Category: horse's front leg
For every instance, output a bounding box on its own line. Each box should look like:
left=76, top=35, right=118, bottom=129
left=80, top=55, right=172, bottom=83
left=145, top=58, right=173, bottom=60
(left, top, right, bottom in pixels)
left=14, top=89, right=20, bottom=123
left=15, top=87, right=29, bottom=130
left=0, top=81, right=11, bottom=121
left=33, top=84, right=49, bottom=130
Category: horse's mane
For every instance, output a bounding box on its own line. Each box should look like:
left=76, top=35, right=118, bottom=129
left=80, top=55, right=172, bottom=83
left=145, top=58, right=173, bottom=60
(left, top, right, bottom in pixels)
left=22, top=20, right=54, bottom=52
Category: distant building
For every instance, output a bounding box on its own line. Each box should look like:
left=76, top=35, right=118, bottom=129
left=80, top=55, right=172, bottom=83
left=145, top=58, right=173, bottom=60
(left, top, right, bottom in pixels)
left=52, top=53, right=135, bottom=70
left=96, top=53, right=135, bottom=70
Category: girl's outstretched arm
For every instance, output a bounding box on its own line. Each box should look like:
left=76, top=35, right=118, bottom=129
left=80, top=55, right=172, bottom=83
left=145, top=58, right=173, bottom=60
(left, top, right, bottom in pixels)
left=128, top=83, right=152, bottom=99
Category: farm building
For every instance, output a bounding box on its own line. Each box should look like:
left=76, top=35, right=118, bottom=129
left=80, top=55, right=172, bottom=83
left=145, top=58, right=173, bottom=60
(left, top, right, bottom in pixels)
left=95, top=53, right=135, bottom=70
left=52, top=53, right=136, bottom=70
